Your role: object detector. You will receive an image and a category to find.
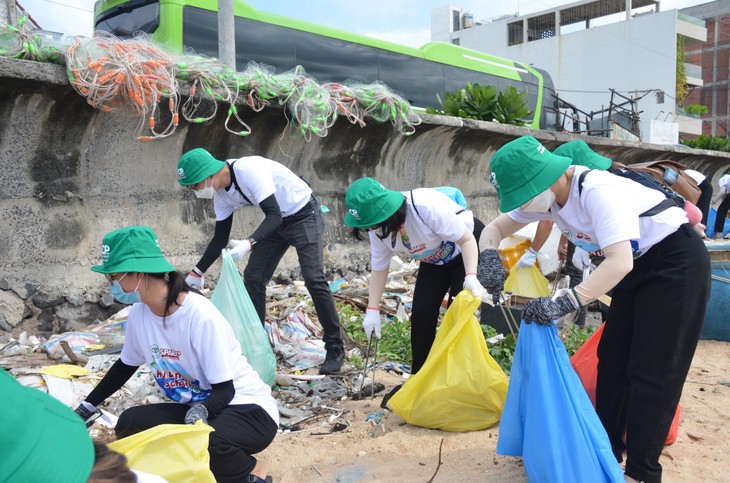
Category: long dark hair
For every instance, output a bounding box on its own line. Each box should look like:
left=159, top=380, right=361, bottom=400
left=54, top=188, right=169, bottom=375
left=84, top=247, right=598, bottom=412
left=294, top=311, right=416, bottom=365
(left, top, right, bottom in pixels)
left=87, top=441, right=136, bottom=483
left=146, top=271, right=202, bottom=324
left=350, top=201, right=407, bottom=241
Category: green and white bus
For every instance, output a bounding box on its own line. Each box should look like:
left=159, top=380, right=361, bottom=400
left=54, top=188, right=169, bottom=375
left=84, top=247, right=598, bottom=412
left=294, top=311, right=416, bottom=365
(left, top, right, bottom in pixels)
left=94, top=0, right=557, bottom=129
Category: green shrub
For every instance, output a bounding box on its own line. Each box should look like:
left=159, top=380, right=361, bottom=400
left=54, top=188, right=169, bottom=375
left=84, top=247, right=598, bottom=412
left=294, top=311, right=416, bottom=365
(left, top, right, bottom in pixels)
left=685, top=104, right=708, bottom=116
left=681, top=135, right=730, bottom=152
left=427, top=82, right=532, bottom=126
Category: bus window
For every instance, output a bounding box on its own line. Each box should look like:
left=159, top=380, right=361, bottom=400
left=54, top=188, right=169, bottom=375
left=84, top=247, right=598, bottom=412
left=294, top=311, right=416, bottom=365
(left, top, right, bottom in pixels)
left=378, top=51, right=445, bottom=108
left=96, top=1, right=159, bottom=37
left=182, top=8, right=296, bottom=72
left=293, top=31, right=377, bottom=83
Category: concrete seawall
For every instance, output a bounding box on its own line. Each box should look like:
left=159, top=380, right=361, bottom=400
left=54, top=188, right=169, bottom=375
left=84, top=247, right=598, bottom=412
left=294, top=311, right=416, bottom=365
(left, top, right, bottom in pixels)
left=2, top=57, right=729, bottom=334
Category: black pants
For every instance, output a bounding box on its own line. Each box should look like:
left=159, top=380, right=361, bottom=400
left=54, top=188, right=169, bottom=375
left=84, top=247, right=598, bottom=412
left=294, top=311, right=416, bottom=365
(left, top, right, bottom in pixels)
left=116, top=403, right=278, bottom=482
left=244, top=197, right=343, bottom=348
left=713, top=192, right=730, bottom=235
left=596, top=224, right=710, bottom=483
left=410, top=218, right=485, bottom=374
left=696, top=178, right=712, bottom=227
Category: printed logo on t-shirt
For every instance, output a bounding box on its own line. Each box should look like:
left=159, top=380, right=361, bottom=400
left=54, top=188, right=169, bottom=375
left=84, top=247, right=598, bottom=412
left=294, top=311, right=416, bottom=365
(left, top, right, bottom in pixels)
left=149, top=344, right=210, bottom=403
left=410, top=241, right=458, bottom=265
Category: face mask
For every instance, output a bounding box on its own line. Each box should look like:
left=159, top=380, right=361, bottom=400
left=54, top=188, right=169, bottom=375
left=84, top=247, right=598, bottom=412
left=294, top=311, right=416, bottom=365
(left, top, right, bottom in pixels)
left=194, top=179, right=216, bottom=199
left=110, top=276, right=142, bottom=305
left=521, top=189, right=556, bottom=213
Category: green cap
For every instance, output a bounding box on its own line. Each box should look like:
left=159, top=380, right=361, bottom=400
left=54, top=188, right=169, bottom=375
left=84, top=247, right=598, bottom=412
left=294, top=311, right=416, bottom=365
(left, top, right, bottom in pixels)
left=553, top=140, right=612, bottom=171
left=91, top=226, right=175, bottom=274
left=344, top=178, right=405, bottom=228
left=177, top=148, right=226, bottom=186
left=489, top=136, right=571, bottom=212
left=1, top=368, right=94, bottom=482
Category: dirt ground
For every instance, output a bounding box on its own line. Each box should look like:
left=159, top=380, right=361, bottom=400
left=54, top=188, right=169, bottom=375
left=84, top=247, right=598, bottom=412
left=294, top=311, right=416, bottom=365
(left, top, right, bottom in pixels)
left=259, top=340, right=730, bottom=483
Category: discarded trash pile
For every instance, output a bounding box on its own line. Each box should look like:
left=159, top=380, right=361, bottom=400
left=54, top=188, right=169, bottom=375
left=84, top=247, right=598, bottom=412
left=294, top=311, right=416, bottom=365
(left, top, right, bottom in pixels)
left=0, top=18, right=421, bottom=141
left=0, top=259, right=420, bottom=439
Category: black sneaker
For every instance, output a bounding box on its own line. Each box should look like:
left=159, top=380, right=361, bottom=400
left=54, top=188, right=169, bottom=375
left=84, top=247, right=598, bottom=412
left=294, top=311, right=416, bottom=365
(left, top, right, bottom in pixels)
left=319, top=345, right=345, bottom=374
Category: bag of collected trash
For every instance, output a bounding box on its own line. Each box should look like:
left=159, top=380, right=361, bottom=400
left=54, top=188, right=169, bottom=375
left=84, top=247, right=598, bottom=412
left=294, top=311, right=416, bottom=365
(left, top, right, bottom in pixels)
left=706, top=207, right=730, bottom=238
left=389, top=291, right=508, bottom=432
left=503, top=264, right=550, bottom=299
left=108, top=422, right=215, bottom=483
left=497, top=321, right=624, bottom=483
left=570, top=323, right=681, bottom=445
left=211, top=252, right=276, bottom=387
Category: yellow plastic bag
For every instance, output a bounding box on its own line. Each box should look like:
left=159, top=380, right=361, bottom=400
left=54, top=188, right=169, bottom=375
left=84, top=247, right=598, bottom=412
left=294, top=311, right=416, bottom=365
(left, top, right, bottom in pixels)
left=504, top=264, right=550, bottom=299
left=499, top=239, right=531, bottom=272
left=389, top=291, right=509, bottom=432
left=108, top=423, right=215, bottom=483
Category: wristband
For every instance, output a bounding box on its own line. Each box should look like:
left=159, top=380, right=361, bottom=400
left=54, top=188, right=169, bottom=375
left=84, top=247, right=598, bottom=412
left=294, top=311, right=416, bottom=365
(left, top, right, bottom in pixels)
left=528, top=247, right=538, bottom=254
left=366, top=306, right=379, bottom=311
left=465, top=272, right=476, bottom=277
left=192, top=267, right=204, bottom=276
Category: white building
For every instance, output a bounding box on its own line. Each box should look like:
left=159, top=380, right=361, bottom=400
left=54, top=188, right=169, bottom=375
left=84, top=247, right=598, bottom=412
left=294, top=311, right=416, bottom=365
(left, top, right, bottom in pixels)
left=431, top=0, right=707, bottom=144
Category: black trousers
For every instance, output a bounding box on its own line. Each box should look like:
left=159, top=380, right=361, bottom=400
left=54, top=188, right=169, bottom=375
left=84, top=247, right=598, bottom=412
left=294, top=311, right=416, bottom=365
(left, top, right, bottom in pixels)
left=116, top=403, right=278, bottom=483
left=713, top=192, right=730, bottom=235
left=410, top=218, right=485, bottom=374
left=244, top=197, right=343, bottom=348
left=695, top=178, right=712, bottom=227
left=596, top=224, right=710, bottom=483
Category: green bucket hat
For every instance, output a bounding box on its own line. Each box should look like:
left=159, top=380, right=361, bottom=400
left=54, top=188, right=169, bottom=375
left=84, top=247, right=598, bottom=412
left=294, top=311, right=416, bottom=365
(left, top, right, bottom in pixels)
left=91, top=226, right=175, bottom=274
left=1, top=368, right=94, bottom=482
left=553, top=140, right=612, bottom=171
left=344, top=178, right=405, bottom=228
left=489, top=136, right=571, bottom=212
left=177, top=148, right=226, bottom=186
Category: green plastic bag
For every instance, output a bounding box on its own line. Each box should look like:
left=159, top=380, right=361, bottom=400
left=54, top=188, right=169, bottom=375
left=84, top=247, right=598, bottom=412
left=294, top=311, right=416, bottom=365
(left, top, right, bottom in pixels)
left=211, top=252, right=276, bottom=387
left=389, top=291, right=509, bottom=431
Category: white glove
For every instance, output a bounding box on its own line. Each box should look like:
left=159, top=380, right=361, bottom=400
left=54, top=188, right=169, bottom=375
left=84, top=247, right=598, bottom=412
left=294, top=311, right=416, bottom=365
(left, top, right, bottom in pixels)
left=228, top=239, right=252, bottom=261
left=362, top=308, right=381, bottom=341
left=571, top=247, right=595, bottom=270
left=463, top=273, right=484, bottom=299
left=185, top=272, right=204, bottom=290
left=515, top=247, right=538, bottom=269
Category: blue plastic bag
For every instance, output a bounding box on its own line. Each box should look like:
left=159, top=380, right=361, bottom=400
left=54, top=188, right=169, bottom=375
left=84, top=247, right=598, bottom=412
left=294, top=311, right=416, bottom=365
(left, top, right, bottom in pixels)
left=705, top=208, right=730, bottom=238
left=497, top=321, right=623, bottom=483
left=210, top=252, right=276, bottom=387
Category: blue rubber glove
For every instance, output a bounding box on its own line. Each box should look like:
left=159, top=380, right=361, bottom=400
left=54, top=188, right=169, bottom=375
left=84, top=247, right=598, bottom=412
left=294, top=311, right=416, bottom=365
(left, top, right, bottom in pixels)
left=521, top=292, right=580, bottom=326
left=477, top=249, right=505, bottom=305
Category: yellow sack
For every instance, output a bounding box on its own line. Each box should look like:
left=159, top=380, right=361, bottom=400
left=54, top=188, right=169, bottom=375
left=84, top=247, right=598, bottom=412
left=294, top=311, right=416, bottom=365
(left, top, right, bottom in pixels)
left=108, top=423, right=215, bottom=483
left=389, top=291, right=509, bottom=432
left=504, top=264, right=550, bottom=299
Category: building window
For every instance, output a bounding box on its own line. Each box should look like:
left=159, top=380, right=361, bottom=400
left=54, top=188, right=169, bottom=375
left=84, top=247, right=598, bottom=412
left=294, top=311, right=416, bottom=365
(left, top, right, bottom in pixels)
left=452, top=9, right=461, bottom=32
left=508, top=20, right=523, bottom=46
left=528, top=13, right=556, bottom=42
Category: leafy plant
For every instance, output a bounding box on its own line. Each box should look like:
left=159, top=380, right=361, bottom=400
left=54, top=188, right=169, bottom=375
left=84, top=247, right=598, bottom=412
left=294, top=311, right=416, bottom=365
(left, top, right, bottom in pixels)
left=684, top=104, right=708, bottom=116
left=426, top=82, right=531, bottom=126
left=494, top=86, right=532, bottom=126
left=338, top=303, right=412, bottom=364
left=676, top=35, right=690, bottom=107
left=561, top=324, right=597, bottom=357
left=681, top=135, right=730, bottom=152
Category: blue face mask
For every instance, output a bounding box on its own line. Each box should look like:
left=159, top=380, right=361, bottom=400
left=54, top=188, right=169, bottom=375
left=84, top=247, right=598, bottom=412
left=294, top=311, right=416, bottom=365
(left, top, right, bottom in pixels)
left=110, top=278, right=141, bottom=305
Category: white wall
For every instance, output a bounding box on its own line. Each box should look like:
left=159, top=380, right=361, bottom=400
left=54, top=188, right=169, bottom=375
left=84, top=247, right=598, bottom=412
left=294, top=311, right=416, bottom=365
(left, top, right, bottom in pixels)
left=449, top=10, right=681, bottom=142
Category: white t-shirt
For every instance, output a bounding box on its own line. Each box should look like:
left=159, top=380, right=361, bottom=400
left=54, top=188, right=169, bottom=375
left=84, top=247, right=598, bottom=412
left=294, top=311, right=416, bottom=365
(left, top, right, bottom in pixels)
left=370, top=188, right=474, bottom=271
left=508, top=166, right=687, bottom=258
left=120, top=292, right=279, bottom=424
left=213, top=156, right=312, bottom=220
left=684, top=169, right=706, bottom=185
left=719, top=174, right=730, bottom=193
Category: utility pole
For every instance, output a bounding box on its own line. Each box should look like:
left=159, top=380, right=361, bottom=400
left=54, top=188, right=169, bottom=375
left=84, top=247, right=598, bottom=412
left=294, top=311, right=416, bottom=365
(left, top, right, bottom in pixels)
left=218, top=0, right=236, bottom=70
left=2, top=0, right=18, bottom=26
